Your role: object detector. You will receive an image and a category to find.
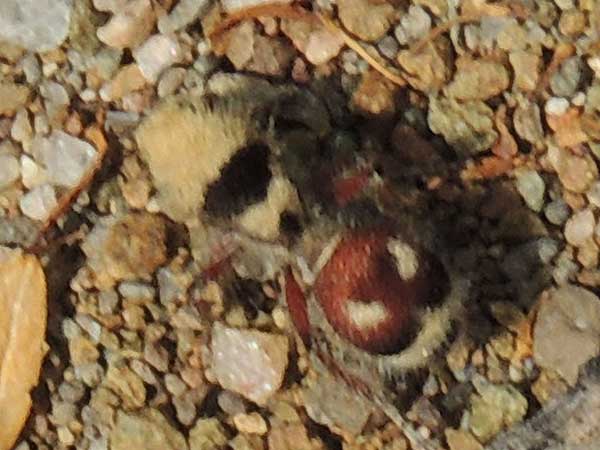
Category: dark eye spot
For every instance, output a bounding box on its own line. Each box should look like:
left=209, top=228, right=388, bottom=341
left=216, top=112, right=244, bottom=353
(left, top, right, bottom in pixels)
left=204, top=143, right=272, bottom=218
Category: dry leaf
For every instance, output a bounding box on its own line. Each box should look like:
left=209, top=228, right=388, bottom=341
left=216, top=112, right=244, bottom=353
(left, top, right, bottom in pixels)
left=0, top=249, right=47, bottom=450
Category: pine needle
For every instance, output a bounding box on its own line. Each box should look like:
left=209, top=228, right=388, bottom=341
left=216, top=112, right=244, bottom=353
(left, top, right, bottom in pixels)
left=316, top=13, right=406, bottom=87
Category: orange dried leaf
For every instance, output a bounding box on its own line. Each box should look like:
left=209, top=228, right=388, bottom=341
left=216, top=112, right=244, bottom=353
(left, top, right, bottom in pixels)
left=0, top=250, right=47, bottom=450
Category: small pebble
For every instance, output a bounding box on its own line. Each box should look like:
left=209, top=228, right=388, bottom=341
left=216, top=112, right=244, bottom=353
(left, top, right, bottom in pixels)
left=553, top=251, right=579, bottom=285
left=0, top=0, right=71, bottom=51
left=233, top=412, right=268, bottom=435
left=221, top=0, right=292, bottom=13
left=554, top=0, right=574, bottom=10
left=545, top=199, right=571, bottom=225
left=394, top=5, right=432, bottom=45
left=133, top=34, right=183, bottom=82
left=173, top=395, right=196, bottom=426
left=158, top=0, right=210, bottom=33
left=377, top=36, right=399, bottom=60
left=217, top=391, right=247, bottom=415
left=211, top=323, right=289, bottom=405
left=514, top=168, right=545, bottom=212
left=572, top=92, right=586, bottom=106
left=10, top=110, right=32, bottom=146
left=469, top=375, right=528, bottom=442
left=586, top=182, right=600, bottom=208
left=304, top=29, right=345, bottom=66
left=0, top=154, right=20, bottom=189
left=19, top=184, right=58, bottom=221
left=545, top=97, right=569, bottom=115
left=31, top=131, right=97, bottom=188
left=550, top=57, right=583, bottom=97
left=188, top=418, right=228, bottom=450
left=564, top=208, right=595, bottom=247
left=548, top=145, right=598, bottom=194
left=110, top=409, right=187, bottom=450
left=157, top=67, right=187, bottom=97
left=96, top=0, right=155, bottom=49
left=588, top=56, right=600, bottom=78
left=534, top=285, right=600, bottom=385
left=445, top=428, right=483, bottom=450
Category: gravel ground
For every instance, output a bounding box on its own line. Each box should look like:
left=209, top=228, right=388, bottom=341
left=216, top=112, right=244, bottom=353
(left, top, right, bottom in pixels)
left=1, top=1, right=600, bottom=450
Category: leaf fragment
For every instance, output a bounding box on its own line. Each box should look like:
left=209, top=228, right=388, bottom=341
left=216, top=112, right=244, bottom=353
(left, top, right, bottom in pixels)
left=0, top=249, right=47, bottom=450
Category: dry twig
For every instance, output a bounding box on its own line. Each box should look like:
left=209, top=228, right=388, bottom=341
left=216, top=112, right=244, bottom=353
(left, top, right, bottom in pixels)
left=316, top=13, right=406, bottom=87
left=208, top=3, right=407, bottom=87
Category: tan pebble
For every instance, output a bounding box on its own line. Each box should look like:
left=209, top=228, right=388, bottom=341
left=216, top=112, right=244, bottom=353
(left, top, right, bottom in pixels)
left=558, top=9, right=586, bottom=36
left=268, top=423, right=313, bottom=450
left=352, top=70, right=398, bottom=115
left=180, top=367, right=204, bottom=389
left=64, top=112, right=83, bottom=136
left=337, top=0, right=394, bottom=42
left=200, top=281, right=225, bottom=315
left=471, top=349, right=485, bottom=367
left=270, top=400, right=300, bottom=423
left=101, top=64, right=146, bottom=101
left=253, top=311, right=272, bottom=328
left=233, top=412, right=268, bottom=435
left=577, top=238, right=599, bottom=269
left=549, top=145, right=597, bottom=193
left=272, top=306, right=288, bottom=330
left=488, top=332, right=515, bottom=361
left=225, top=305, right=248, bottom=328
left=445, top=428, right=483, bottom=450
left=120, top=176, right=151, bottom=209
left=0, top=82, right=30, bottom=115
left=564, top=208, right=595, bottom=247
left=531, top=370, right=569, bottom=405
left=57, top=426, right=75, bottom=446
left=204, top=368, right=217, bottom=383
left=562, top=191, right=586, bottom=210
left=69, top=335, right=100, bottom=366
left=446, top=335, right=473, bottom=374
left=122, top=304, right=146, bottom=330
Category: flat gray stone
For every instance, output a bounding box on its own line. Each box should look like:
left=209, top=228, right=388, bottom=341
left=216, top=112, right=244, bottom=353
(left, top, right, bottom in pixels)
left=533, top=285, right=600, bottom=385
left=0, top=0, right=72, bottom=52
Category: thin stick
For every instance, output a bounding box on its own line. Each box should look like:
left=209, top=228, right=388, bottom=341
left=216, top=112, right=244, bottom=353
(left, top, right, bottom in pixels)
left=410, top=4, right=526, bottom=54
left=411, top=14, right=484, bottom=54
left=317, top=13, right=406, bottom=87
